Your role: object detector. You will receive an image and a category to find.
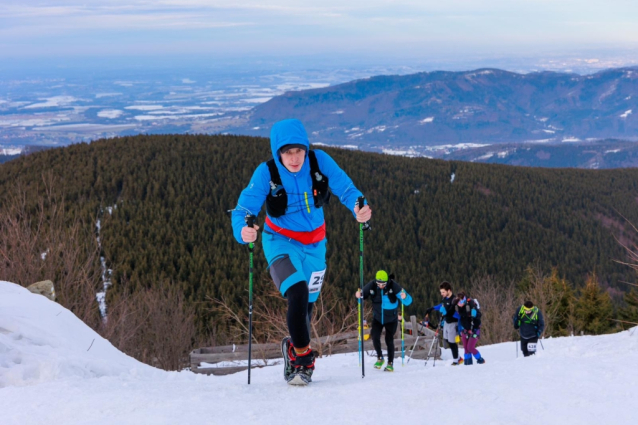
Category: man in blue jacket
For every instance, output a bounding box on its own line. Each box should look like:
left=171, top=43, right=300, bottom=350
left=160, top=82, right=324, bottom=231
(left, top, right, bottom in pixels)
left=232, top=119, right=371, bottom=385
left=355, top=270, right=412, bottom=372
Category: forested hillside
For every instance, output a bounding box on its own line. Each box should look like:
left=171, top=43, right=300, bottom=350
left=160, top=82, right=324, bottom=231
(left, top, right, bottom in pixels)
left=1, top=134, right=637, bottom=345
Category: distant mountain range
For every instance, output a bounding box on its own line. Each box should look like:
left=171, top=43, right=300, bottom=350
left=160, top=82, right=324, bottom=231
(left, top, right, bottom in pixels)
left=440, top=139, right=638, bottom=169
left=232, top=67, right=638, bottom=149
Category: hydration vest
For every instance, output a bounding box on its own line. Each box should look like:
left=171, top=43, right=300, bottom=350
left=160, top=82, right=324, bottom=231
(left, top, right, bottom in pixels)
left=265, top=150, right=331, bottom=218
left=518, top=305, right=539, bottom=325
left=457, top=298, right=481, bottom=319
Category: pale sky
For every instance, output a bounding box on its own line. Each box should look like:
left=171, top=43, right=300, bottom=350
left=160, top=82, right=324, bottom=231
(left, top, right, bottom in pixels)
left=1, top=0, right=637, bottom=62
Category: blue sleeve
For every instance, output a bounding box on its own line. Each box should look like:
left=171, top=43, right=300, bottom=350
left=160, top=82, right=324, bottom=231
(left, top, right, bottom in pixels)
left=231, top=163, right=270, bottom=244
left=314, top=150, right=363, bottom=217
left=400, top=290, right=413, bottom=306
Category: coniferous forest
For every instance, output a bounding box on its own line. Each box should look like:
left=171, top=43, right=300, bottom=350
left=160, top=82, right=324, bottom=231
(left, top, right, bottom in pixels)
left=1, top=134, right=637, bottom=366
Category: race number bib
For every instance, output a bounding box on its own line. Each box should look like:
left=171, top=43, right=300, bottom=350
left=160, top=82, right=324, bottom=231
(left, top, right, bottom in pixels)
left=308, top=270, right=326, bottom=294
left=527, top=343, right=537, bottom=352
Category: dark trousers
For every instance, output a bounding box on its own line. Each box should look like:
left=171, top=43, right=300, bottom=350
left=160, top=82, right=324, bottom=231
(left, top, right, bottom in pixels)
left=370, top=318, right=398, bottom=364
left=286, top=281, right=315, bottom=348
left=521, top=336, right=538, bottom=357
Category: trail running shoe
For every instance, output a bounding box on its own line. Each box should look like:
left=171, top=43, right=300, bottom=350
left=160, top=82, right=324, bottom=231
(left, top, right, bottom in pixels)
left=281, top=336, right=295, bottom=382
left=383, top=363, right=394, bottom=372
left=374, top=358, right=385, bottom=369
left=476, top=357, right=486, bottom=364
left=287, top=348, right=315, bottom=386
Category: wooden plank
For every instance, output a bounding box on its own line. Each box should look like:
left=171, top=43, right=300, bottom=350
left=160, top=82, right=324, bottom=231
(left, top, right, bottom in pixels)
left=192, top=331, right=361, bottom=356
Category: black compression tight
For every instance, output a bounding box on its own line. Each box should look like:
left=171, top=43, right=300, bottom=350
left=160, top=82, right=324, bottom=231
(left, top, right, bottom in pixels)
left=449, top=342, right=459, bottom=360
left=285, top=281, right=315, bottom=349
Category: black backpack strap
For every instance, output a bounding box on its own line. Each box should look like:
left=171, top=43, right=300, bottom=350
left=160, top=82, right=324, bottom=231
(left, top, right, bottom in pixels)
left=265, top=159, right=287, bottom=217
left=266, top=158, right=282, bottom=186
left=308, top=150, right=331, bottom=208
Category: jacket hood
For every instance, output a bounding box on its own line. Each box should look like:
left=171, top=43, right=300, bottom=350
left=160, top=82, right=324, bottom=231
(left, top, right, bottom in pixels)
left=270, top=119, right=311, bottom=168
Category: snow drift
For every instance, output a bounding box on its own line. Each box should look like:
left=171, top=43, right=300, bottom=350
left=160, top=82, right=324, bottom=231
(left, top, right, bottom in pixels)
left=0, top=280, right=156, bottom=388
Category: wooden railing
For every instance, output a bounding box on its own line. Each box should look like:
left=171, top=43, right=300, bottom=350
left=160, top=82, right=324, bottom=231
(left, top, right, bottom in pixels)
left=190, top=316, right=441, bottom=375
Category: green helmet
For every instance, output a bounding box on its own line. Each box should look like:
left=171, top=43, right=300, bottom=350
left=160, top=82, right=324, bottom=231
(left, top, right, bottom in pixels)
left=375, top=270, right=388, bottom=282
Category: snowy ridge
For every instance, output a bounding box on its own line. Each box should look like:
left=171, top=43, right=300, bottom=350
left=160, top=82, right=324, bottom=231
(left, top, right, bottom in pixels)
left=1, top=279, right=637, bottom=424
left=0, top=281, right=159, bottom=390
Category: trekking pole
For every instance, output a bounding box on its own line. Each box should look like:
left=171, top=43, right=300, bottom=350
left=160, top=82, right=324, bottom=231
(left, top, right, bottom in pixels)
left=539, top=337, right=545, bottom=351
left=357, top=196, right=370, bottom=378
left=516, top=340, right=519, bottom=358
left=424, top=328, right=439, bottom=367
left=407, top=320, right=425, bottom=363
left=433, top=334, right=438, bottom=368
left=401, top=302, right=405, bottom=366
left=245, top=214, right=256, bottom=385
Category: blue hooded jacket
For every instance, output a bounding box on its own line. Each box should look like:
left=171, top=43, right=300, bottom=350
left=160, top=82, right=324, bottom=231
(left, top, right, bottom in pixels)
left=232, top=119, right=364, bottom=243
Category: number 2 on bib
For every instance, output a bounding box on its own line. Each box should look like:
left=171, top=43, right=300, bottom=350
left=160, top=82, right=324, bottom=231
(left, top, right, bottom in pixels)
left=309, top=270, right=326, bottom=294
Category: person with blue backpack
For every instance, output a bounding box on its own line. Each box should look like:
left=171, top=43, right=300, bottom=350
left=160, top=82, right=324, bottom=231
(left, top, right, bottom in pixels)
left=455, top=291, right=486, bottom=365
left=513, top=300, right=545, bottom=357
left=232, top=119, right=371, bottom=385
left=424, top=281, right=463, bottom=365
left=355, top=271, right=413, bottom=372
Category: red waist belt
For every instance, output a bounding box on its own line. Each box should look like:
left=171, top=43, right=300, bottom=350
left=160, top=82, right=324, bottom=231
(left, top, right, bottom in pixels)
left=265, top=216, right=325, bottom=245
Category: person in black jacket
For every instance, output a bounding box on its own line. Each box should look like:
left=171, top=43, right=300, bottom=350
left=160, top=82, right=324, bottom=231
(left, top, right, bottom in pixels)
left=513, top=300, right=545, bottom=357
left=424, top=281, right=463, bottom=365
left=355, top=270, right=412, bottom=372
left=456, top=291, right=485, bottom=365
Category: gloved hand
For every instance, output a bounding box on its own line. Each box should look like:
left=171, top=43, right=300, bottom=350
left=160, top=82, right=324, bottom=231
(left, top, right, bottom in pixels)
left=439, top=306, right=447, bottom=315
left=537, top=332, right=541, bottom=338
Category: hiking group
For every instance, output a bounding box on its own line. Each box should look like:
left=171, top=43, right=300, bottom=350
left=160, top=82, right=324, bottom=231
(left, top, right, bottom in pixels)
left=232, top=119, right=543, bottom=385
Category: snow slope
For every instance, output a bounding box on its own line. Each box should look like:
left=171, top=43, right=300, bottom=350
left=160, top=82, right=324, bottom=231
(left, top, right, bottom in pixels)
left=1, top=280, right=637, bottom=425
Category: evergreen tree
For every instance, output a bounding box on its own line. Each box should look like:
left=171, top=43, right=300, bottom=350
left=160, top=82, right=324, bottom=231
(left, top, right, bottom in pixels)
left=618, top=289, right=638, bottom=327
left=575, top=273, right=614, bottom=335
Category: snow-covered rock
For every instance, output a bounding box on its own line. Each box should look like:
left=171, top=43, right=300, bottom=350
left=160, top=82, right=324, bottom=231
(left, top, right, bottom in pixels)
left=26, top=280, right=56, bottom=301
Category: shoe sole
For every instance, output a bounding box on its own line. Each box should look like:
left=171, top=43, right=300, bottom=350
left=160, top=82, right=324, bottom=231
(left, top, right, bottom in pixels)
left=287, top=372, right=311, bottom=386
left=281, top=336, right=292, bottom=381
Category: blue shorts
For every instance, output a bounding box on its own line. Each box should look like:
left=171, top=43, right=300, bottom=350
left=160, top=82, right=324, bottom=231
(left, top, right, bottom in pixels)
left=262, top=230, right=327, bottom=303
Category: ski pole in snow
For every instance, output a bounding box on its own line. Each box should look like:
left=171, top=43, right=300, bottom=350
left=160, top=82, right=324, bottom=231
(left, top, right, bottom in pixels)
left=245, top=214, right=256, bottom=385
left=401, top=302, right=405, bottom=366
left=539, top=338, right=545, bottom=351
left=407, top=321, right=425, bottom=363
left=424, top=327, right=439, bottom=367
left=357, top=196, right=369, bottom=378
left=516, top=340, right=519, bottom=358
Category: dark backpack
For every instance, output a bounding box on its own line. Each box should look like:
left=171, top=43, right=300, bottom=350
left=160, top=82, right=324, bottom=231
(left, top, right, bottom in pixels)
left=458, top=298, right=482, bottom=319
left=265, top=150, right=331, bottom=217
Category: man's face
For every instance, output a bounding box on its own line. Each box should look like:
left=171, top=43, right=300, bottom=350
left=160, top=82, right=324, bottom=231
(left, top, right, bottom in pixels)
left=376, top=280, right=387, bottom=289
left=440, top=288, right=452, bottom=298
left=280, top=148, right=305, bottom=172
